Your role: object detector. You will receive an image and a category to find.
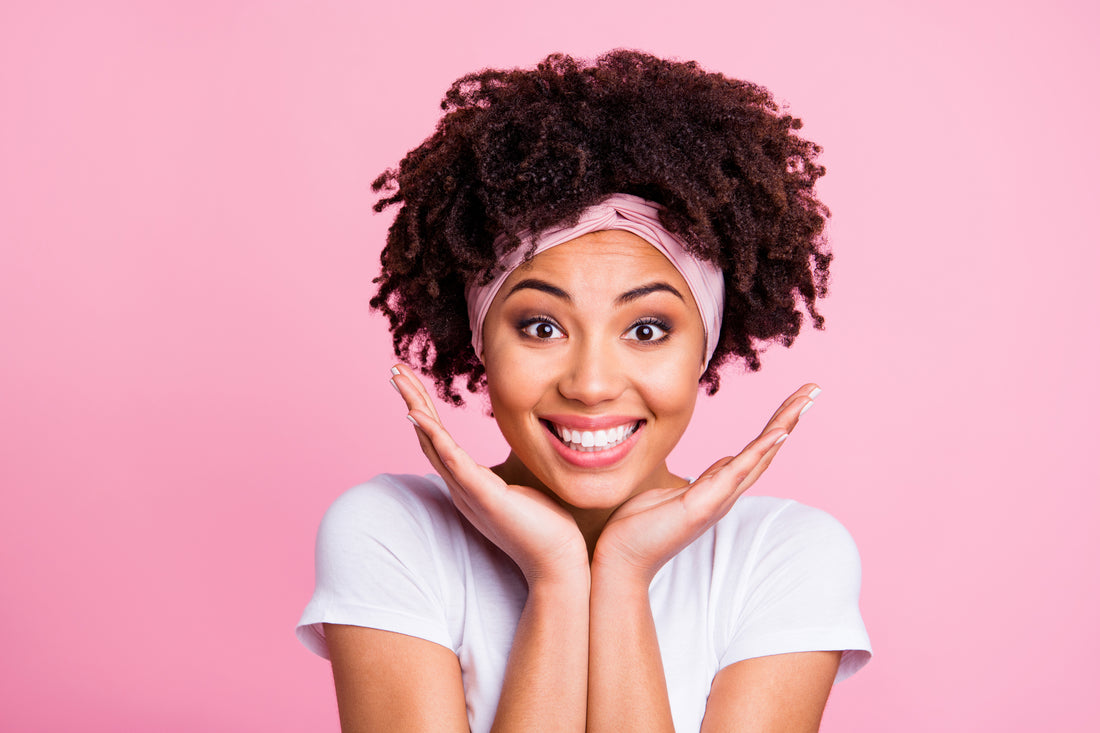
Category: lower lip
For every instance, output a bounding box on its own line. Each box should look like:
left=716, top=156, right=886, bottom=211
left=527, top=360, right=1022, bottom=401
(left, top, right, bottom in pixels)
left=543, top=421, right=644, bottom=469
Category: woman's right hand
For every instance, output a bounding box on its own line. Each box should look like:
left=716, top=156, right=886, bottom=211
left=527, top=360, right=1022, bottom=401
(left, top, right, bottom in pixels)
left=390, top=365, right=589, bottom=586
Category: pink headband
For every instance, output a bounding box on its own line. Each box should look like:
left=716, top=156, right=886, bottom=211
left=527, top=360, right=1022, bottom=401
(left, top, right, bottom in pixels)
left=466, top=193, right=725, bottom=363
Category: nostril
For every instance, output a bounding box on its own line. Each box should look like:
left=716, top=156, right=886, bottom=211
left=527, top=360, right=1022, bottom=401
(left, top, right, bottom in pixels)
left=557, top=364, right=627, bottom=405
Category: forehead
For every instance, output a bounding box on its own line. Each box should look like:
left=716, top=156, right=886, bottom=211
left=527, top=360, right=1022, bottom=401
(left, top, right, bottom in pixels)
left=511, top=229, right=682, bottom=282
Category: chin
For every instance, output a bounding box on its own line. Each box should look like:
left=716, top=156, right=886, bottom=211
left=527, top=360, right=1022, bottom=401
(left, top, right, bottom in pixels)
left=532, top=464, right=650, bottom=512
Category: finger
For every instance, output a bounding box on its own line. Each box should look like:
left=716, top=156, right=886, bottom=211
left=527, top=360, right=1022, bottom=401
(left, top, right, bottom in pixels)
left=405, top=425, right=483, bottom=523
left=710, top=395, right=809, bottom=510
left=406, top=407, right=506, bottom=508
left=403, top=414, right=489, bottom=524
left=390, top=364, right=443, bottom=424
left=760, top=383, right=820, bottom=432
left=682, top=386, right=820, bottom=522
left=391, top=368, right=440, bottom=424
left=734, top=428, right=790, bottom=496
left=684, top=428, right=788, bottom=518
left=695, top=423, right=786, bottom=485
left=405, top=413, right=458, bottom=485
left=406, top=408, right=472, bottom=479
left=388, top=366, right=456, bottom=481
left=392, top=378, right=508, bottom=532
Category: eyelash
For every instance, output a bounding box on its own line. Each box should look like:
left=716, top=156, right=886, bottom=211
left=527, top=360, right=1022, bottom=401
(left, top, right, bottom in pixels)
left=518, top=315, right=565, bottom=340
left=625, top=317, right=672, bottom=343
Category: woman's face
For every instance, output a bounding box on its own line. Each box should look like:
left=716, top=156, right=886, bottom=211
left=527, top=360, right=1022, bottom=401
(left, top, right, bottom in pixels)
left=481, top=230, right=707, bottom=510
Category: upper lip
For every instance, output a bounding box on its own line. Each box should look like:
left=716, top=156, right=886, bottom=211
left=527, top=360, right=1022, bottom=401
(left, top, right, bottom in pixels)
left=540, top=414, right=643, bottom=430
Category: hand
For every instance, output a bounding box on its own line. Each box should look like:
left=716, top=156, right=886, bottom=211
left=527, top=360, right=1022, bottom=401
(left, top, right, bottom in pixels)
left=592, top=384, right=821, bottom=584
left=390, top=365, right=589, bottom=585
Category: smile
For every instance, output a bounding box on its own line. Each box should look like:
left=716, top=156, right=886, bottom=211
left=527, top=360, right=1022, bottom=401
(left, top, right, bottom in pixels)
left=543, top=420, right=642, bottom=452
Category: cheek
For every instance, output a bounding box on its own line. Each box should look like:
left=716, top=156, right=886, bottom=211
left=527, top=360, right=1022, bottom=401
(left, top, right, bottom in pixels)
left=485, top=370, right=518, bottom=420
left=485, top=355, right=547, bottom=421
left=639, top=358, right=702, bottom=420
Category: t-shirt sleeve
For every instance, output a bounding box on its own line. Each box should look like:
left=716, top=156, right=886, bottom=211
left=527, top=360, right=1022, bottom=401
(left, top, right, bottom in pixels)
left=719, top=501, right=872, bottom=681
left=295, top=474, right=457, bottom=660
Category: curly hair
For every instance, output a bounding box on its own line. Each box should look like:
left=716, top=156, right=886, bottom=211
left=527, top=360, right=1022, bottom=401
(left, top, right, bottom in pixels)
left=370, top=50, right=831, bottom=405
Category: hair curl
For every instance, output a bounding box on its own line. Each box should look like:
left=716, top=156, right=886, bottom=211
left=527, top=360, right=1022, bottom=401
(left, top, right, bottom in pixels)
left=370, top=50, right=831, bottom=405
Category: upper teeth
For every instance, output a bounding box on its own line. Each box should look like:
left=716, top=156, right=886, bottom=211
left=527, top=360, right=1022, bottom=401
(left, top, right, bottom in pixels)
left=554, top=423, right=638, bottom=451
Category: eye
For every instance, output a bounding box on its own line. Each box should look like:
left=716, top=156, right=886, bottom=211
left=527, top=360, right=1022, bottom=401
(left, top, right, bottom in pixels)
left=624, top=320, right=670, bottom=342
left=519, top=319, right=565, bottom=340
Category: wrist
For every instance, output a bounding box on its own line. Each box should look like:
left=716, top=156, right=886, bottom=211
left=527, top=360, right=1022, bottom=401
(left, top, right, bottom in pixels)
left=525, top=560, right=591, bottom=596
left=524, top=571, right=592, bottom=623
left=589, top=555, right=654, bottom=599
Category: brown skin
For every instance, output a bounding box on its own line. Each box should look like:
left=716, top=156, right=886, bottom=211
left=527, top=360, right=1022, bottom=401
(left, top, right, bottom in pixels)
left=323, top=234, right=839, bottom=731
left=481, top=233, right=706, bottom=555
left=325, top=374, right=834, bottom=732
left=325, top=625, right=468, bottom=733
left=336, top=49, right=840, bottom=731
left=370, top=50, right=831, bottom=406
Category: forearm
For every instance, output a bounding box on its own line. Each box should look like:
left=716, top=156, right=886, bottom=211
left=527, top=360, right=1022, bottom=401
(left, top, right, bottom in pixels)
left=587, top=562, right=675, bottom=732
left=491, top=573, right=590, bottom=732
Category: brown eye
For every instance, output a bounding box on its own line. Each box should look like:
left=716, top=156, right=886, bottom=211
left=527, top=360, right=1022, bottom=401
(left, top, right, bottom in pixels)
left=520, top=320, right=564, bottom=339
left=624, top=321, right=669, bottom=342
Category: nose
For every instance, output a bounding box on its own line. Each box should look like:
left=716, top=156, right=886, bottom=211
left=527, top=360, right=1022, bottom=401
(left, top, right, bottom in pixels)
left=556, top=336, right=627, bottom=406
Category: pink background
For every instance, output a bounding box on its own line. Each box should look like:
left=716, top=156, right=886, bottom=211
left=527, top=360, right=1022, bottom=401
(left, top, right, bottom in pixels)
left=3, top=1, right=1097, bottom=730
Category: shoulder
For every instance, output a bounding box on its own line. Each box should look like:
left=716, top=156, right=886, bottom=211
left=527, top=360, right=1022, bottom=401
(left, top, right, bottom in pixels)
left=300, top=474, right=468, bottom=660
left=319, top=473, right=456, bottom=536
left=712, top=496, right=862, bottom=602
left=712, top=497, right=870, bottom=680
left=717, top=496, right=860, bottom=566
left=313, top=473, right=480, bottom=572
left=324, top=472, right=451, bottom=516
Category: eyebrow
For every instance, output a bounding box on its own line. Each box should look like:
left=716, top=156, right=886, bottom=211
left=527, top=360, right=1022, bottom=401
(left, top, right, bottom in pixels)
left=616, top=281, right=685, bottom=305
left=504, top=278, right=686, bottom=305
left=505, top=278, right=572, bottom=302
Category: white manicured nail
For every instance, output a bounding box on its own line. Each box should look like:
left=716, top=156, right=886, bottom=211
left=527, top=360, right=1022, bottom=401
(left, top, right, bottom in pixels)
left=808, top=387, right=822, bottom=400
left=406, top=414, right=420, bottom=428
left=799, top=400, right=814, bottom=417
left=390, top=366, right=401, bottom=376
left=389, top=378, right=399, bottom=394
left=773, top=433, right=789, bottom=446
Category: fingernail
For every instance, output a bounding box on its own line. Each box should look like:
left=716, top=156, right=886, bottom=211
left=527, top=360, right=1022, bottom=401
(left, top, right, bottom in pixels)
left=390, top=366, right=401, bottom=376
left=773, top=433, right=789, bottom=446
left=799, top=400, right=814, bottom=417
left=809, top=387, right=822, bottom=400
left=389, top=378, right=399, bottom=394
left=406, top=414, right=420, bottom=428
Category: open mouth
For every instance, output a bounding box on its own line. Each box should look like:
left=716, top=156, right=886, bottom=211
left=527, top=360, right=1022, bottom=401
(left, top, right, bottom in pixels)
left=542, top=420, right=643, bottom=452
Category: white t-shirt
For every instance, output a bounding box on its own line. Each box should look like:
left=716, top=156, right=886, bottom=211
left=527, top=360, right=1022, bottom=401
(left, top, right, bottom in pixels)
left=297, top=474, right=871, bottom=732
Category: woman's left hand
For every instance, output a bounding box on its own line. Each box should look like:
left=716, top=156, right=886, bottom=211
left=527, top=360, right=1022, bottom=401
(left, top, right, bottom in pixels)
left=592, top=384, right=820, bottom=584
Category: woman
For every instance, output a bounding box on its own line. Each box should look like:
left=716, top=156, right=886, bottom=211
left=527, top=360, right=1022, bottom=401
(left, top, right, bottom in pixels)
left=298, top=50, right=871, bottom=732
